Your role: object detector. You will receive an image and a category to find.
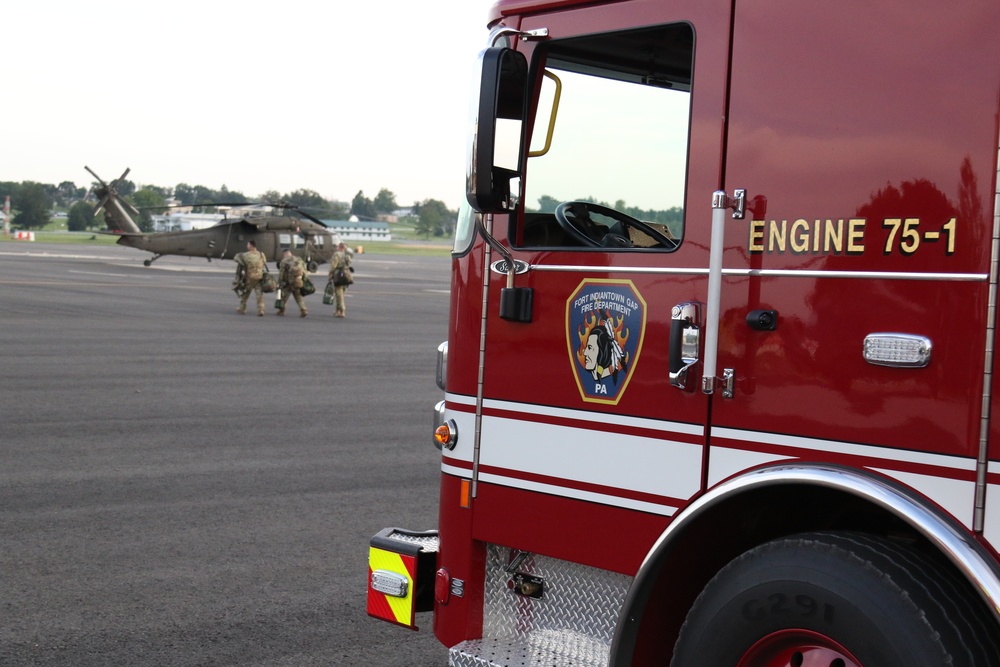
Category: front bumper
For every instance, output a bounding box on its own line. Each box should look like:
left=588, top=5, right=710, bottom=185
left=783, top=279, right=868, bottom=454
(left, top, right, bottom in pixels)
left=367, top=527, right=439, bottom=630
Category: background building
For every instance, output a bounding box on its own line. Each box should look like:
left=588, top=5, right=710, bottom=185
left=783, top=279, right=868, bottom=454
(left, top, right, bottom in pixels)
left=322, top=219, right=391, bottom=242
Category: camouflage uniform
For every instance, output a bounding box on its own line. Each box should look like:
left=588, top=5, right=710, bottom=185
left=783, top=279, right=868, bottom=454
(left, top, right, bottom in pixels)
left=234, top=247, right=267, bottom=315
left=278, top=252, right=308, bottom=317
left=328, top=245, right=353, bottom=318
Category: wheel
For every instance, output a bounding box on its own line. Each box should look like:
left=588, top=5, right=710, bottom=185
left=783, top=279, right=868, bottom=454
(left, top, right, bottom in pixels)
left=671, top=531, right=1000, bottom=667
left=143, top=259, right=152, bottom=266
left=553, top=201, right=677, bottom=249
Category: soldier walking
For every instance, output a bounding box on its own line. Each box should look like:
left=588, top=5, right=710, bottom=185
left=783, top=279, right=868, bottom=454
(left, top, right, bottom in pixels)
left=233, top=240, right=267, bottom=316
left=328, top=242, right=353, bottom=318
left=277, top=249, right=309, bottom=318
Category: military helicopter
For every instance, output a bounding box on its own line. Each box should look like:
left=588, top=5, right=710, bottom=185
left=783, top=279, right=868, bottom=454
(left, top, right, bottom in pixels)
left=86, top=166, right=342, bottom=271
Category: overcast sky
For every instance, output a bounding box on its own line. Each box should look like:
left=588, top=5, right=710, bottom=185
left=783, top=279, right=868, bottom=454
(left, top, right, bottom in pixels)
left=4, top=1, right=494, bottom=210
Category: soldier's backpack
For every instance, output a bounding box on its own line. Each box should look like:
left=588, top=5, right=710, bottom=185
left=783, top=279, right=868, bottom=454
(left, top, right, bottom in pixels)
left=332, top=267, right=353, bottom=287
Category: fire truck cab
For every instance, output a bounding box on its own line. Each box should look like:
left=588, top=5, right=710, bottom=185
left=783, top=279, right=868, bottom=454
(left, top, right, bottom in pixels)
left=369, top=1, right=1000, bottom=665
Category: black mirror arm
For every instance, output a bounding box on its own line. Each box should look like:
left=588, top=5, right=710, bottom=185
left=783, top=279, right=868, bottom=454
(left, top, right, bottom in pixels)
left=489, top=26, right=549, bottom=47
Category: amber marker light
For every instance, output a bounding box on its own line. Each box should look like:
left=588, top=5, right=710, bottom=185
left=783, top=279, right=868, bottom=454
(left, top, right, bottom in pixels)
left=459, top=479, right=471, bottom=509
left=434, top=419, right=458, bottom=450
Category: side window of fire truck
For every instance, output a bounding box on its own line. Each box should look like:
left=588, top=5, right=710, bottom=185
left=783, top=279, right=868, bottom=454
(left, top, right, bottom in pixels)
left=518, top=24, right=692, bottom=251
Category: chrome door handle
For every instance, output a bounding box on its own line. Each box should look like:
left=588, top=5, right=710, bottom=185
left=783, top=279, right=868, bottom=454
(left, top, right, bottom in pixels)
left=669, top=302, right=701, bottom=390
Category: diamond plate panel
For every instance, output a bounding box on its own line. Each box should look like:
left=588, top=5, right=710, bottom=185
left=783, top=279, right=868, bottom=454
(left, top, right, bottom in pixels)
left=449, top=544, right=633, bottom=667
left=387, top=530, right=439, bottom=552
left=450, top=633, right=610, bottom=667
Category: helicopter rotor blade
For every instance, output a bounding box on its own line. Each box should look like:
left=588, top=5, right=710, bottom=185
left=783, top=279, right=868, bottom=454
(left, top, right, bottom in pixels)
left=106, top=168, right=136, bottom=213
left=182, top=201, right=257, bottom=208
left=93, top=195, right=110, bottom=217
left=84, top=165, right=108, bottom=189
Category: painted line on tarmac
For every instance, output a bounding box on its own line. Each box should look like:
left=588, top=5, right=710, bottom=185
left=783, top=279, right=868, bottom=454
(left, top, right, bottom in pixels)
left=69, top=269, right=148, bottom=278
left=0, top=279, right=217, bottom=290
left=0, top=250, right=126, bottom=261
left=0, top=251, right=232, bottom=273
left=108, top=263, right=232, bottom=274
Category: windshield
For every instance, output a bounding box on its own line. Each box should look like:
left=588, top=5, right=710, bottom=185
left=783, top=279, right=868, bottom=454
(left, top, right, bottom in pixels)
left=518, top=24, right=693, bottom=249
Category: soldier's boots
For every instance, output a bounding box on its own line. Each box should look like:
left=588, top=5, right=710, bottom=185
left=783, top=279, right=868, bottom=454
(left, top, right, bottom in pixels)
left=276, top=309, right=285, bottom=316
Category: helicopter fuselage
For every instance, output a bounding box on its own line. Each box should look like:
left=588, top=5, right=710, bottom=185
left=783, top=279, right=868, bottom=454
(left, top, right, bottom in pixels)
left=116, top=218, right=340, bottom=269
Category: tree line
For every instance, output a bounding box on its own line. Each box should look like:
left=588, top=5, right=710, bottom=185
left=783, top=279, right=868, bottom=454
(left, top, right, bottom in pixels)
left=532, top=194, right=684, bottom=235
left=0, top=179, right=458, bottom=239
left=0, top=180, right=684, bottom=241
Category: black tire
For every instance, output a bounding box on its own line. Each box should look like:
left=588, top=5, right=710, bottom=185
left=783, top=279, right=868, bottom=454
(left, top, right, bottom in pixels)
left=671, top=531, right=1000, bottom=667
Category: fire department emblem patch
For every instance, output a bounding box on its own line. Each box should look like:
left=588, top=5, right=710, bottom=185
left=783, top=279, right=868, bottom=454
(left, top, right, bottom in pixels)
left=566, top=279, right=647, bottom=405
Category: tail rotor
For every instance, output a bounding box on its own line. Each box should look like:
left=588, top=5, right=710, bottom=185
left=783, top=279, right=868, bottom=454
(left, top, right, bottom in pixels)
left=85, top=166, right=141, bottom=233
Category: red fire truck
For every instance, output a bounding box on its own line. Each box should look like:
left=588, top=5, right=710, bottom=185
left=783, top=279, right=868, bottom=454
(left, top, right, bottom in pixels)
left=368, top=1, right=1000, bottom=664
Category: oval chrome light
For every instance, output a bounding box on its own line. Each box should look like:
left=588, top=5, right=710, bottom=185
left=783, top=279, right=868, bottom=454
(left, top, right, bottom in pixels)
left=863, top=333, right=931, bottom=368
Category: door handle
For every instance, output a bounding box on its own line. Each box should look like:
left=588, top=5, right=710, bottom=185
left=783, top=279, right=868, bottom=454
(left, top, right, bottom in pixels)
left=669, top=302, right=701, bottom=390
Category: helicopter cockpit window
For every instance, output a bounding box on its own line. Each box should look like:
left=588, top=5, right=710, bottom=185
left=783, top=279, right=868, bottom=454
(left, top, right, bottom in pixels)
left=279, top=234, right=306, bottom=249
left=518, top=23, right=692, bottom=251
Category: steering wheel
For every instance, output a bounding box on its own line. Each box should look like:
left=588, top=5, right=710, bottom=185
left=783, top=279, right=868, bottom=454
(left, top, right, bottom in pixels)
left=554, top=201, right=677, bottom=249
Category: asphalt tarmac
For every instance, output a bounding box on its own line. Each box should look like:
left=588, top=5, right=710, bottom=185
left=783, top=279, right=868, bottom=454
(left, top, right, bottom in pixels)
left=0, top=242, right=452, bottom=666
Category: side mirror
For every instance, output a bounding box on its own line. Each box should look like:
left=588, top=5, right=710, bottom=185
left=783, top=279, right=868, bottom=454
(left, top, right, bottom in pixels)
left=466, top=47, right=528, bottom=213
